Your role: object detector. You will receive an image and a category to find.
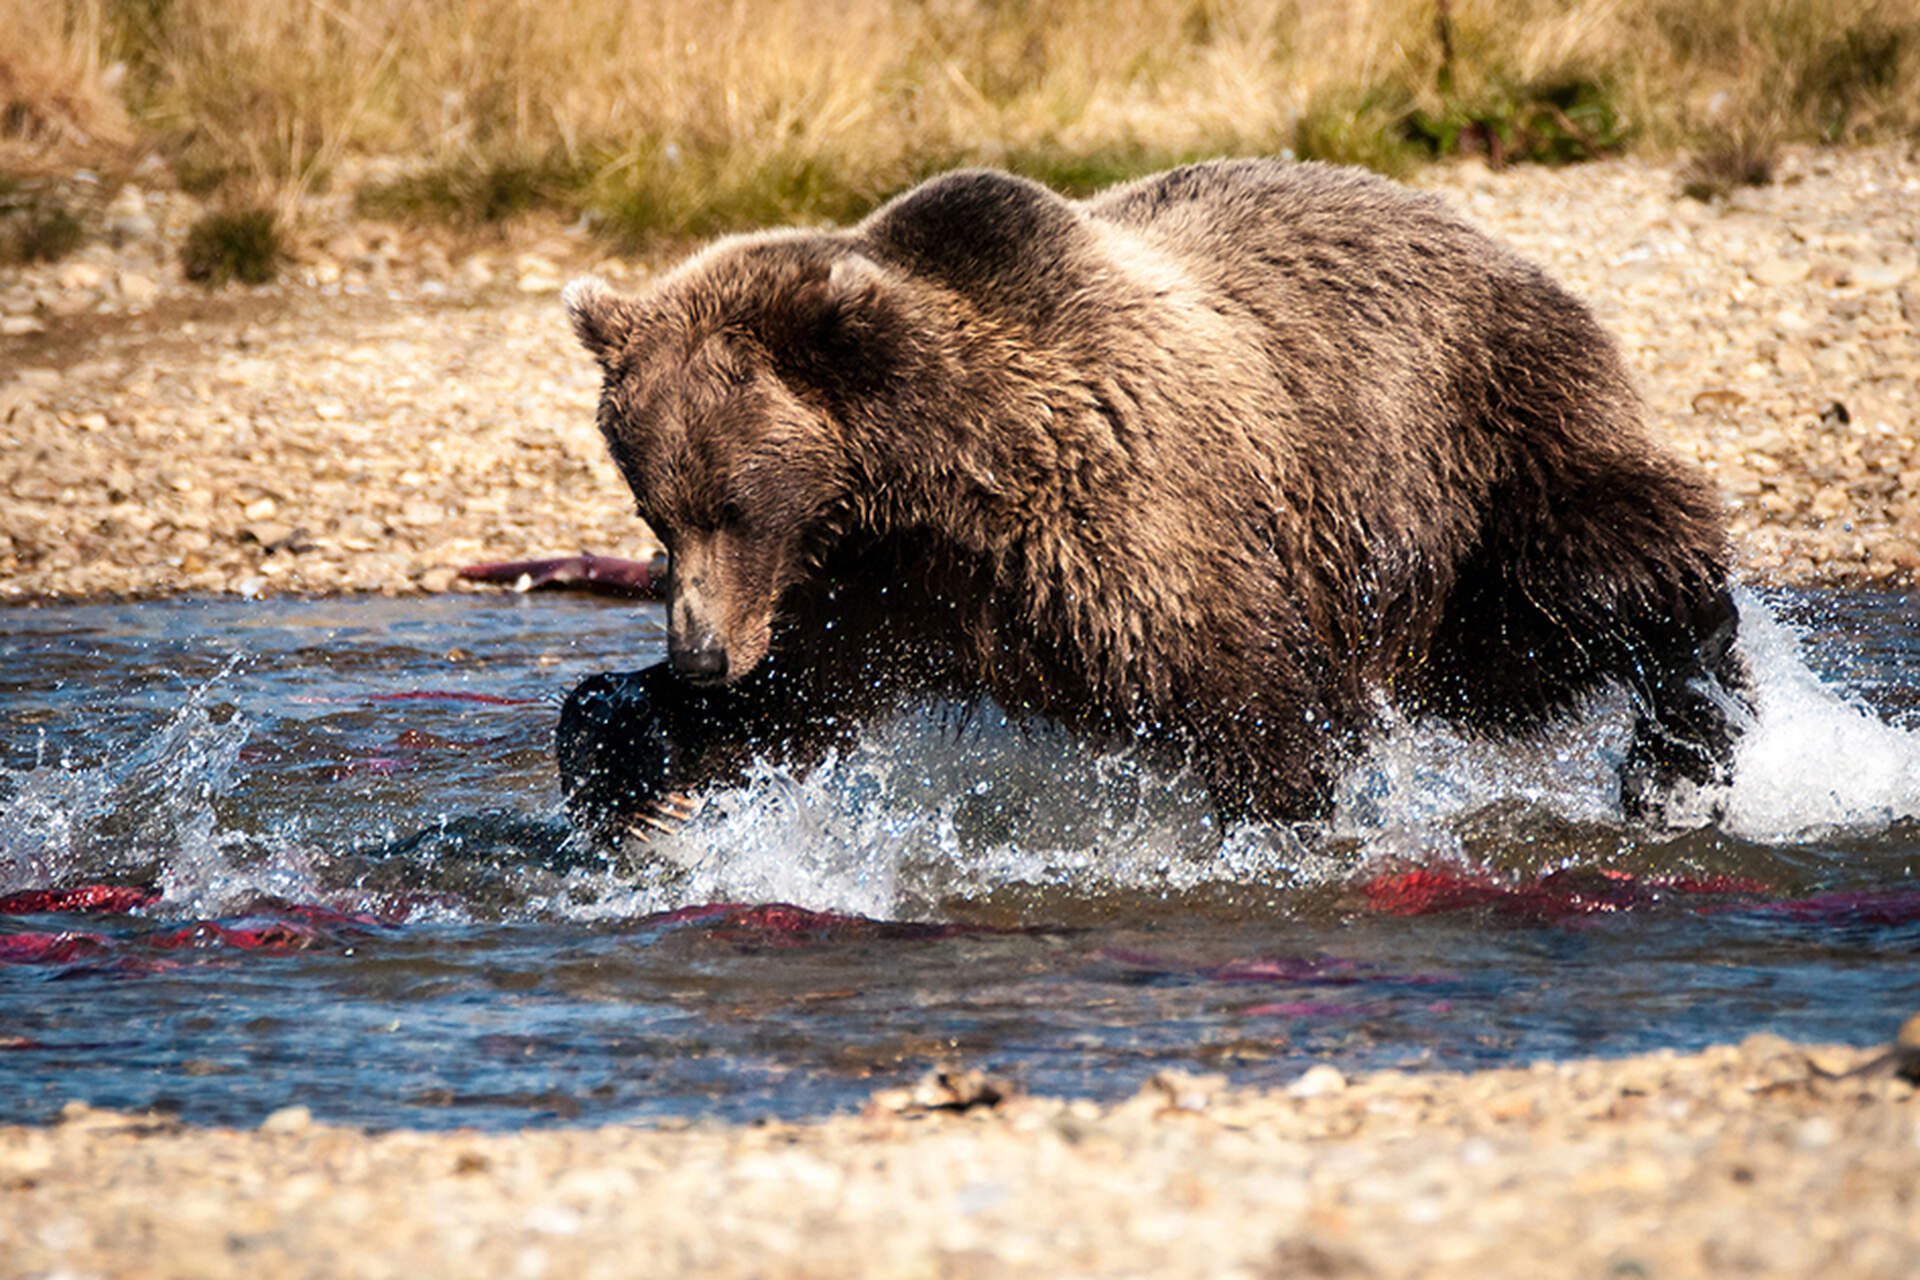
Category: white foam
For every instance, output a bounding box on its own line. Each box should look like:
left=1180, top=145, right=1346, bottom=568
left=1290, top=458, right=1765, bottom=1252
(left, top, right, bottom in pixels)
left=1717, top=591, right=1920, bottom=841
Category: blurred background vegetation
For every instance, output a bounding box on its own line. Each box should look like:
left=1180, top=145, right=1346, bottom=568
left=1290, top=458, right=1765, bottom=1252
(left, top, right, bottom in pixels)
left=3, top=0, right=1918, bottom=253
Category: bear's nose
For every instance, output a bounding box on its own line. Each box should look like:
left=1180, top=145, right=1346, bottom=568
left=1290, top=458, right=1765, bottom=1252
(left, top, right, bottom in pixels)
left=670, top=644, right=728, bottom=681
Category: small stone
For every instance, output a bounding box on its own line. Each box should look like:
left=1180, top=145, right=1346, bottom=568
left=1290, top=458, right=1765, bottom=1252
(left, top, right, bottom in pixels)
left=1287, top=1064, right=1347, bottom=1098
left=57, top=261, right=105, bottom=292
left=117, top=269, right=159, bottom=308
left=399, top=499, right=444, bottom=526
left=1148, top=1069, right=1228, bottom=1112
left=244, top=521, right=295, bottom=549
left=1772, top=343, right=1814, bottom=378
left=1740, top=1031, right=1798, bottom=1064
left=313, top=398, right=347, bottom=420
left=909, top=1067, right=1012, bottom=1112
left=111, top=211, right=157, bottom=242
left=1750, top=257, right=1811, bottom=288
left=106, top=186, right=155, bottom=241
left=1900, top=286, right=1920, bottom=326
left=417, top=566, right=459, bottom=592
left=1853, top=259, right=1918, bottom=291
left=260, top=1104, right=314, bottom=1134
left=242, top=496, right=279, bottom=520
left=456, top=256, right=496, bottom=289
left=1773, top=307, right=1812, bottom=333
left=1691, top=388, right=1746, bottom=414
left=516, top=253, right=562, bottom=293
left=1, top=316, right=46, bottom=336
left=1483, top=1091, right=1537, bottom=1121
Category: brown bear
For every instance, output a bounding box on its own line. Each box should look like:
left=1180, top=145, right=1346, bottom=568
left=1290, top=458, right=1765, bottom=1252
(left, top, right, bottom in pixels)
left=556, top=159, right=1745, bottom=841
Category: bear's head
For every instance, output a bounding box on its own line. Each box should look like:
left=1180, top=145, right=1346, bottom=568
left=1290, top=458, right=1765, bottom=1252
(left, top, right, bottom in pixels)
left=564, top=243, right=905, bottom=685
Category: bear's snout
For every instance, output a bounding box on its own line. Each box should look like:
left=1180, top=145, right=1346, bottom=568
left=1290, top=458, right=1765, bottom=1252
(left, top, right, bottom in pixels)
left=670, top=640, right=729, bottom=682
left=668, top=572, right=734, bottom=683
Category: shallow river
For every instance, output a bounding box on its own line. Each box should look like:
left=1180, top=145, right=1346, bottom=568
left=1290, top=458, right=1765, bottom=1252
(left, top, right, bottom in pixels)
left=3, top=589, right=1918, bottom=1129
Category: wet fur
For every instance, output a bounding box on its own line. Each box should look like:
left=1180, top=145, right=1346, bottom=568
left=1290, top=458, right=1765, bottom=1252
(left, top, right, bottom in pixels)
left=558, top=159, right=1745, bottom=834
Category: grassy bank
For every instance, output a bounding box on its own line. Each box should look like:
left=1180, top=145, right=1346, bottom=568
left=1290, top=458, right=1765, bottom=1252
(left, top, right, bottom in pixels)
left=3, top=0, right=1919, bottom=245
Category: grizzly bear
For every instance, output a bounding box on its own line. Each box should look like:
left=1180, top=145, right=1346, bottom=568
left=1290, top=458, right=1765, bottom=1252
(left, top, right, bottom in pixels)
left=556, top=159, right=1745, bottom=840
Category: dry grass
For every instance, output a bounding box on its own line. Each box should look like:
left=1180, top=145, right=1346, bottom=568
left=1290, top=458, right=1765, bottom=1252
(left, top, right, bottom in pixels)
left=4, top=0, right=1918, bottom=239
left=0, top=0, right=131, bottom=168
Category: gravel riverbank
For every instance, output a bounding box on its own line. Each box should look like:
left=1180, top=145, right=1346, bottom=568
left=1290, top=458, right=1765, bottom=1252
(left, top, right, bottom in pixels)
left=3, top=144, right=1918, bottom=601
left=3, top=1033, right=1916, bottom=1279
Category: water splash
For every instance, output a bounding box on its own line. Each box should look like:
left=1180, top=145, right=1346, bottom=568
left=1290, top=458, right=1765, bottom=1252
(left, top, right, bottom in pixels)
left=1717, top=593, right=1920, bottom=841
left=0, top=664, right=326, bottom=915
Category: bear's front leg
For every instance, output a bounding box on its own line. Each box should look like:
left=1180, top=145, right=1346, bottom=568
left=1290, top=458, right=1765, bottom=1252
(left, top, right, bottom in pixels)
left=555, top=660, right=854, bottom=841
left=556, top=666, right=681, bottom=839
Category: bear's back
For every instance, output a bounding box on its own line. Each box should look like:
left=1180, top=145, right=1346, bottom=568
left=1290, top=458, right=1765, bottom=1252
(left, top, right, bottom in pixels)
left=1083, top=158, right=1514, bottom=339
left=856, top=158, right=1539, bottom=365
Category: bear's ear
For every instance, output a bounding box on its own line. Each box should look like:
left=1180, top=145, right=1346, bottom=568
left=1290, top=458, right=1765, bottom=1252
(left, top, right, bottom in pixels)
left=563, top=276, right=639, bottom=366
left=825, top=254, right=888, bottom=310
left=772, top=252, right=904, bottom=392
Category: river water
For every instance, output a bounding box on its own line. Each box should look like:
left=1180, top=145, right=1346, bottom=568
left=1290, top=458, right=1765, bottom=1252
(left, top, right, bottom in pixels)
left=2, top=589, right=1918, bottom=1129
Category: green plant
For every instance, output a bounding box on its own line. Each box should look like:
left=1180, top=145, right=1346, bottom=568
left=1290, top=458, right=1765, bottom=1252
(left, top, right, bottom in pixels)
left=1400, top=77, right=1632, bottom=168
left=181, top=206, right=282, bottom=285
left=1292, top=88, right=1422, bottom=176
left=1797, top=20, right=1910, bottom=141
left=1679, top=123, right=1780, bottom=200
left=2, top=197, right=85, bottom=263
left=357, top=155, right=587, bottom=227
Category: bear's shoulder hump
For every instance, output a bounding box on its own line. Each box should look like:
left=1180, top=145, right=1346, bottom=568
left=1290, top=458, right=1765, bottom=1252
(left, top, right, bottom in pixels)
left=860, top=169, right=1088, bottom=292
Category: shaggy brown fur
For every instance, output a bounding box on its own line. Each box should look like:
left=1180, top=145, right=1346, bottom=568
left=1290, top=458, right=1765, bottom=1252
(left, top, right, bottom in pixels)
left=556, top=159, right=1745, bottom=837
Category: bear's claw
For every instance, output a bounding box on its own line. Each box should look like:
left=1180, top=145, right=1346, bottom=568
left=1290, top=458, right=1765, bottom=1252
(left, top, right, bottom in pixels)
left=620, top=792, right=699, bottom=843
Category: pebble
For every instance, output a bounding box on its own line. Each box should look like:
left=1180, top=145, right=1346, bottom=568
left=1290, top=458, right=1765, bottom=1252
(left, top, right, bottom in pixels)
left=117, top=269, right=159, bottom=308
left=1750, top=257, right=1811, bottom=287
left=1287, top=1064, right=1347, bottom=1098
left=1853, top=258, right=1917, bottom=290
left=57, top=261, right=105, bottom=292
left=259, top=1105, right=313, bottom=1135
left=515, top=253, right=564, bottom=293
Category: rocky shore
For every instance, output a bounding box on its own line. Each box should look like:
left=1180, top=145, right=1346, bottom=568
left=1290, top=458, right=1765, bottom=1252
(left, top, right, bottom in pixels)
left=3, top=144, right=1918, bottom=601
left=3, top=1032, right=1916, bottom=1278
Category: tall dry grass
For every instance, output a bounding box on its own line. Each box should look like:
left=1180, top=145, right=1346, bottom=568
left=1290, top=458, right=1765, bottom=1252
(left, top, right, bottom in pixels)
left=5, top=0, right=1919, bottom=237
left=0, top=0, right=131, bottom=166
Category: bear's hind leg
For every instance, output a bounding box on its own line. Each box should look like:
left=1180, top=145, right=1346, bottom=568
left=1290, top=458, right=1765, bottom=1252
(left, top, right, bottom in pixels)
left=1408, top=549, right=1750, bottom=828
